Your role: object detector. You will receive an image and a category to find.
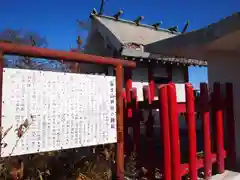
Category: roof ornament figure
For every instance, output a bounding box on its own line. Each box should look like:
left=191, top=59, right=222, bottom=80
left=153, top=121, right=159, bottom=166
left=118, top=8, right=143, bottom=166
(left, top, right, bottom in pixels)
left=92, top=8, right=98, bottom=15
left=134, top=16, right=144, bottom=26
left=98, top=0, right=105, bottom=15
left=113, top=10, right=123, bottom=20
left=152, top=22, right=162, bottom=30
left=181, top=20, right=190, bottom=33
left=168, top=26, right=179, bottom=33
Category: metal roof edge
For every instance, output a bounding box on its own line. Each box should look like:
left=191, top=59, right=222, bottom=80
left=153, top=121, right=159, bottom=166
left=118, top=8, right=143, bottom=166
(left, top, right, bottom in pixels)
left=90, top=13, right=181, bottom=35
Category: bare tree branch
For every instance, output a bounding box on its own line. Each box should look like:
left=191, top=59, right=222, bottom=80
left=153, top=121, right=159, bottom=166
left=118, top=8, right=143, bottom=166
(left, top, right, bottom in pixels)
left=0, top=29, right=63, bottom=70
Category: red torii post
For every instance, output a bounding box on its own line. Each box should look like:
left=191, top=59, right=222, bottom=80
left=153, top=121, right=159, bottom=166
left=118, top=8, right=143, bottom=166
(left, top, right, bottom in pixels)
left=124, top=68, right=133, bottom=155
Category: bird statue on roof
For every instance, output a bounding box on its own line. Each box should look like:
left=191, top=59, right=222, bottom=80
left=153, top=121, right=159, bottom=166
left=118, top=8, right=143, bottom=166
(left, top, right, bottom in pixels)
left=168, top=26, right=179, bottom=32
left=113, top=10, right=123, bottom=20
left=134, top=16, right=144, bottom=26
left=92, top=8, right=98, bottom=15
left=152, top=22, right=162, bottom=30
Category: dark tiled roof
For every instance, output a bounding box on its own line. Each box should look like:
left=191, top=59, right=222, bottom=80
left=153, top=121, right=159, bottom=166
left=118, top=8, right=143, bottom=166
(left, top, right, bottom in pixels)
left=121, top=48, right=207, bottom=66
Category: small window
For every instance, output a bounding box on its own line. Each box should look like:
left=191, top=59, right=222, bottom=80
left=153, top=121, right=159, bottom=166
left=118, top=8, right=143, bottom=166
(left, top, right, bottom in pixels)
left=153, top=76, right=170, bottom=84
left=172, top=66, right=185, bottom=83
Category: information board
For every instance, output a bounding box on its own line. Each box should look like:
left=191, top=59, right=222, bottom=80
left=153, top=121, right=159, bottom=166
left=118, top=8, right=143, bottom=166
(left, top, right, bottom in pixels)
left=1, top=68, right=116, bottom=157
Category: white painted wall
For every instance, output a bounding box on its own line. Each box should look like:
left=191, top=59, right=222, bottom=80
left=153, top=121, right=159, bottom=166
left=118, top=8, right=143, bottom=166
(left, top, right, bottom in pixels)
left=131, top=66, right=186, bottom=102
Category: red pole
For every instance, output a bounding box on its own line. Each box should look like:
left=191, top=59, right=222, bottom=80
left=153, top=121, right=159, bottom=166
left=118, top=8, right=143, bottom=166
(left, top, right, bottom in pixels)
left=131, top=88, right=140, bottom=155
left=122, top=90, right=130, bottom=155
left=143, top=85, right=155, bottom=178
left=200, top=83, right=212, bottom=178
left=148, top=66, right=155, bottom=101
left=147, top=66, right=155, bottom=139
left=143, top=86, right=151, bottom=105
left=116, top=65, right=124, bottom=180
left=0, top=42, right=136, bottom=67
left=211, top=92, right=217, bottom=153
left=125, top=68, right=132, bottom=103
left=125, top=68, right=133, bottom=118
left=213, top=83, right=225, bottom=173
left=124, top=68, right=132, bottom=155
left=158, top=85, right=172, bottom=180
left=168, top=83, right=181, bottom=180
left=185, top=83, right=197, bottom=180
left=225, top=83, right=236, bottom=169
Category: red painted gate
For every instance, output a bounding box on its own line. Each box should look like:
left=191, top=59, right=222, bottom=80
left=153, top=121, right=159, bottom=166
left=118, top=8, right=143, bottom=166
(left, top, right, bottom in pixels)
left=123, top=78, right=236, bottom=179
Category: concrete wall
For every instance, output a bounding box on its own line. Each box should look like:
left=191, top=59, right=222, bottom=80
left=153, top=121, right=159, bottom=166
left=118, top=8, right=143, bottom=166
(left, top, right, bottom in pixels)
left=207, top=57, right=240, bottom=164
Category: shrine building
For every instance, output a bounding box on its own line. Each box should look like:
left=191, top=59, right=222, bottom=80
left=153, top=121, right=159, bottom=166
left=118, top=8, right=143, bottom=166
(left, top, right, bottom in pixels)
left=82, top=10, right=207, bottom=102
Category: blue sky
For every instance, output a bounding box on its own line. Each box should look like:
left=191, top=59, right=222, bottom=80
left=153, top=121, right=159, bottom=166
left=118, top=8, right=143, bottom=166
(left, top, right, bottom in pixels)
left=0, top=0, right=239, bottom=88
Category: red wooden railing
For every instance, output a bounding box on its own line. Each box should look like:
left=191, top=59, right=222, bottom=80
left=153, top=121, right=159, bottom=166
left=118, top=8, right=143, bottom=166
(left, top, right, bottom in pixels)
left=123, top=79, right=236, bottom=179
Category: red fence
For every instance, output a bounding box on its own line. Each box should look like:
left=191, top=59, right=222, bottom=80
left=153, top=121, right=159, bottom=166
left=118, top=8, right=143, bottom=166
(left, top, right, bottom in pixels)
left=123, top=81, right=236, bottom=179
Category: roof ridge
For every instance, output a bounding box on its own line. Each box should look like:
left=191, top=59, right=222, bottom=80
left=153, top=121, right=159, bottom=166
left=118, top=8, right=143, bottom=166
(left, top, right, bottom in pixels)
left=90, top=13, right=181, bottom=35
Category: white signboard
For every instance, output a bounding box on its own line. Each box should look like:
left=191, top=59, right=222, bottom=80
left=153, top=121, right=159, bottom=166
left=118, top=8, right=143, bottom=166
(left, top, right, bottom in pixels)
left=1, top=68, right=116, bottom=157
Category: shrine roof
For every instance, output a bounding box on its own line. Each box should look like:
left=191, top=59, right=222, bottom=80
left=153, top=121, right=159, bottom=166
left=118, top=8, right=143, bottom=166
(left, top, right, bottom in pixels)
left=90, top=13, right=180, bottom=45
left=85, top=13, right=207, bottom=66
left=121, top=48, right=207, bottom=66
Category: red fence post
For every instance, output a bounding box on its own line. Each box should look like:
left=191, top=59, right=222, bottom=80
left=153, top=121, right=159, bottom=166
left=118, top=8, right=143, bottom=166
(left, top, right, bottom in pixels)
left=125, top=68, right=132, bottom=103
left=147, top=66, right=155, bottom=143
left=185, top=83, right=197, bottom=180
left=148, top=66, right=155, bottom=101
left=213, top=83, right=225, bottom=173
left=131, top=88, right=140, bottom=155
left=125, top=68, right=132, bottom=118
left=200, top=83, right=212, bottom=178
left=168, top=83, right=181, bottom=180
left=147, top=66, right=155, bottom=139
left=124, top=68, right=132, bottom=156
left=143, top=86, right=155, bottom=178
left=143, top=86, right=154, bottom=140
left=158, top=85, right=172, bottom=180
left=225, top=83, right=236, bottom=169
